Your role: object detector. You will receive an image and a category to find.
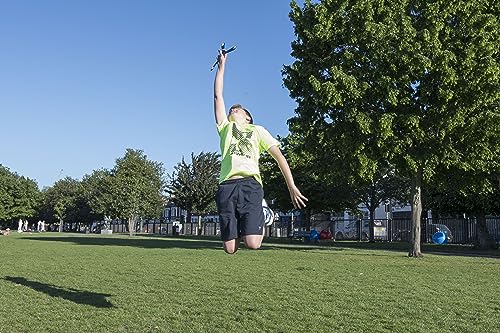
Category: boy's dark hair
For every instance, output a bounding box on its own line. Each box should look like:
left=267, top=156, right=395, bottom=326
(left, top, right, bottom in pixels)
left=230, top=104, right=253, bottom=124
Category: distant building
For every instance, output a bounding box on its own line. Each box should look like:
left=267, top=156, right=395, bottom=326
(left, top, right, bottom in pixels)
left=162, top=202, right=219, bottom=223
left=162, top=202, right=186, bottom=222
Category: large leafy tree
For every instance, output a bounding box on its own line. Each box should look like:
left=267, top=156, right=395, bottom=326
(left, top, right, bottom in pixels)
left=0, top=165, right=40, bottom=224
left=40, top=177, right=89, bottom=230
left=111, top=149, right=166, bottom=236
left=284, top=0, right=499, bottom=256
left=166, top=152, right=220, bottom=234
left=82, top=169, right=115, bottom=223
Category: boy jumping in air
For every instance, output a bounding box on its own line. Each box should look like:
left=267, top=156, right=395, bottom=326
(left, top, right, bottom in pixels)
left=214, top=50, right=308, bottom=254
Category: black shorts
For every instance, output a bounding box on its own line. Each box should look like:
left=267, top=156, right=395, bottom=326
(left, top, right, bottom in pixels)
left=216, top=177, right=265, bottom=241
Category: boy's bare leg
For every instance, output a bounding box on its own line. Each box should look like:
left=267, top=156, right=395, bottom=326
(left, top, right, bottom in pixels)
left=223, top=238, right=240, bottom=254
left=243, top=235, right=263, bottom=250
left=243, top=226, right=265, bottom=250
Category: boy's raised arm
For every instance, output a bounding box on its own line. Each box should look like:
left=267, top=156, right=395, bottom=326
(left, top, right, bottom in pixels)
left=214, top=51, right=227, bottom=126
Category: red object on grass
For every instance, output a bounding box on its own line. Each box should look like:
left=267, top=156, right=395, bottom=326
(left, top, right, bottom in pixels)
left=319, top=229, right=332, bottom=240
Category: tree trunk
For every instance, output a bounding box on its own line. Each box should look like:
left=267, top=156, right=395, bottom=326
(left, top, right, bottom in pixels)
left=128, top=216, right=136, bottom=237
left=58, top=218, right=63, bottom=232
left=408, top=167, right=424, bottom=257
left=476, top=212, right=497, bottom=250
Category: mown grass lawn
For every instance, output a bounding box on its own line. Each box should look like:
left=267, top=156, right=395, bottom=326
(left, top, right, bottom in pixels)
left=1, top=233, right=498, bottom=333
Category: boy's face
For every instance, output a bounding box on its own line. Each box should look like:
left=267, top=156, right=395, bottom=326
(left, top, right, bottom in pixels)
left=228, top=107, right=251, bottom=124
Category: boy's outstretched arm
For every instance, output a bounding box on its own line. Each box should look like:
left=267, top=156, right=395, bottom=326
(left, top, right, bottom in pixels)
left=214, top=51, right=227, bottom=126
left=268, top=146, right=308, bottom=209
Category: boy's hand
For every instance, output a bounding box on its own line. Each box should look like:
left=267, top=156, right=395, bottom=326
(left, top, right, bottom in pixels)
left=217, top=50, right=227, bottom=69
left=289, top=185, right=308, bottom=209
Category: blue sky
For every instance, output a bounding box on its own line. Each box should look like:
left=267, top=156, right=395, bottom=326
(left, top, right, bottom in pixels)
left=0, top=0, right=303, bottom=189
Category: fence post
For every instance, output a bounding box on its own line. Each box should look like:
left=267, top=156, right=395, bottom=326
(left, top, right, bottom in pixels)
left=357, top=219, right=362, bottom=241
left=387, top=219, right=392, bottom=242
left=420, top=218, right=429, bottom=243
left=465, top=217, right=470, bottom=243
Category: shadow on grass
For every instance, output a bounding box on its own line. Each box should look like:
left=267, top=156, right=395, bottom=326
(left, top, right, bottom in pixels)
left=3, top=276, right=114, bottom=308
left=20, top=234, right=499, bottom=258
left=21, top=234, right=322, bottom=252
left=22, top=234, right=222, bottom=250
left=21, top=234, right=343, bottom=253
left=271, top=239, right=500, bottom=258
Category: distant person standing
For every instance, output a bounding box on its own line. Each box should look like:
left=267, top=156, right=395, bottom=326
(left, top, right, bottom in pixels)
left=18, top=219, right=23, bottom=233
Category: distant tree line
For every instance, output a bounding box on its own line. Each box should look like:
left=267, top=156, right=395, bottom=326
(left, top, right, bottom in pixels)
left=0, top=150, right=221, bottom=237
left=2, top=143, right=498, bottom=250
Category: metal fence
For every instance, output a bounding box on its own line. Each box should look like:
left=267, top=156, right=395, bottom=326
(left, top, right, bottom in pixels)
left=104, top=220, right=221, bottom=236
left=105, top=219, right=285, bottom=238
left=95, top=216, right=500, bottom=245
left=316, top=217, right=500, bottom=244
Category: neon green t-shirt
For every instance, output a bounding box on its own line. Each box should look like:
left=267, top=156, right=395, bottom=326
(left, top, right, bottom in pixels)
left=217, top=118, right=279, bottom=185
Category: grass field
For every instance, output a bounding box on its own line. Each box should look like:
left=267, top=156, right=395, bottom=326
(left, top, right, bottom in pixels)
left=1, top=233, right=499, bottom=333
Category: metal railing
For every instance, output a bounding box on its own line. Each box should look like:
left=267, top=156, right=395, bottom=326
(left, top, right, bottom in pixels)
left=316, top=217, right=500, bottom=244
left=76, top=216, right=500, bottom=245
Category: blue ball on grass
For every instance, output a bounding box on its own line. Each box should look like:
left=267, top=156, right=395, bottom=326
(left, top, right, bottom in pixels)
left=310, top=230, right=320, bottom=241
left=432, top=231, right=447, bottom=244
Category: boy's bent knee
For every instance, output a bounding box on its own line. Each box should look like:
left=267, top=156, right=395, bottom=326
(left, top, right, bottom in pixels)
left=243, top=236, right=263, bottom=250
left=245, top=244, right=261, bottom=250
left=223, top=239, right=239, bottom=254
left=224, top=248, right=238, bottom=254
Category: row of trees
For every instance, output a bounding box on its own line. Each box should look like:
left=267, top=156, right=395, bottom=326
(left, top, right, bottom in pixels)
left=1, top=145, right=498, bottom=250
left=3, top=145, right=497, bottom=221
left=0, top=165, right=39, bottom=223
left=0, top=150, right=220, bottom=237
left=1, top=150, right=167, bottom=236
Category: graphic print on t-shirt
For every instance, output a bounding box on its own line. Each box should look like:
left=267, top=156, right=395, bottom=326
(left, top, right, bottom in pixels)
left=229, top=123, right=253, bottom=159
